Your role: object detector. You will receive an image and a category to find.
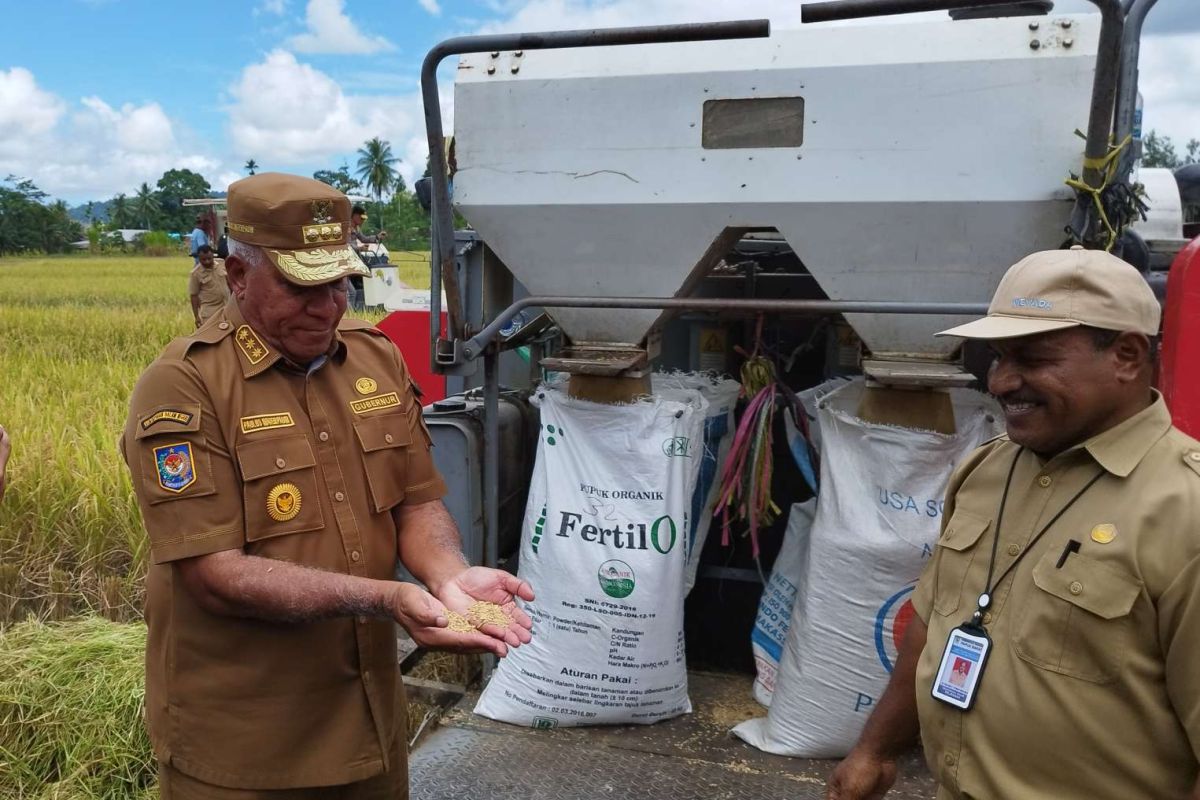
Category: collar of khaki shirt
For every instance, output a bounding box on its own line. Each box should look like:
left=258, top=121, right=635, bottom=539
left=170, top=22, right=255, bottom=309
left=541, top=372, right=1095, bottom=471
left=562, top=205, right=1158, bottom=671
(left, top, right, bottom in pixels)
left=207, top=296, right=348, bottom=379
left=1037, top=389, right=1172, bottom=478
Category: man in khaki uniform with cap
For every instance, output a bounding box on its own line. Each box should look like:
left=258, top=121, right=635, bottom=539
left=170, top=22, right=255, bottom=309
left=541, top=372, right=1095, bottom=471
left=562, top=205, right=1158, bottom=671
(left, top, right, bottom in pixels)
left=828, top=246, right=1200, bottom=800
left=121, top=172, right=535, bottom=799
left=188, top=245, right=229, bottom=328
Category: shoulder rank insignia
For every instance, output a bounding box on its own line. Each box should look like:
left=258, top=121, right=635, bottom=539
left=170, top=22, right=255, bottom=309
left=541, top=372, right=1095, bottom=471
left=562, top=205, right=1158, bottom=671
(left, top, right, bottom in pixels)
left=235, top=325, right=270, bottom=365
left=267, top=483, right=302, bottom=522
left=154, top=443, right=196, bottom=493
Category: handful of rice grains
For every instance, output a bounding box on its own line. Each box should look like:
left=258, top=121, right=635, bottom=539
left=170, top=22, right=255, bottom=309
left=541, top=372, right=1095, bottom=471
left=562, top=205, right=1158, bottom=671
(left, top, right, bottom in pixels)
left=444, top=601, right=511, bottom=633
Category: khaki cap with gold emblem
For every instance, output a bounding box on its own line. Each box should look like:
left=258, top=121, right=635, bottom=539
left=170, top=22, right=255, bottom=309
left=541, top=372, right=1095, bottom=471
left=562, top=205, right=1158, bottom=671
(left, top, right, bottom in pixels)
left=225, top=172, right=369, bottom=286
left=937, top=245, right=1161, bottom=340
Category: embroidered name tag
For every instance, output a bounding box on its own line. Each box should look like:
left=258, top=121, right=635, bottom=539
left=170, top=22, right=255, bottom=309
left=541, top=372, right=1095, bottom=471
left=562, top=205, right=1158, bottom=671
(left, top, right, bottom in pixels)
left=350, top=392, right=400, bottom=415
left=141, top=409, right=194, bottom=431
left=240, top=412, right=296, bottom=434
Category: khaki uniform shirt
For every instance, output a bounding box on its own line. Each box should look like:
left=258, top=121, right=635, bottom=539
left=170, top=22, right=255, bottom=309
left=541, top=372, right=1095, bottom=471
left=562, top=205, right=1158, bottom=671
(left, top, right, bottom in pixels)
left=120, top=298, right=446, bottom=790
left=912, top=394, right=1200, bottom=799
left=188, top=260, right=230, bottom=324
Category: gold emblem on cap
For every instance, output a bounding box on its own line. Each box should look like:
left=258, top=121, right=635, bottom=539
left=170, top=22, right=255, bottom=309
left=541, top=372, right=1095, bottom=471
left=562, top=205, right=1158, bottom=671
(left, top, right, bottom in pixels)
left=1090, top=524, right=1117, bottom=544
left=266, top=483, right=302, bottom=522
left=235, top=325, right=270, bottom=365
left=310, top=200, right=334, bottom=224
left=355, top=377, right=378, bottom=395
left=302, top=222, right=343, bottom=244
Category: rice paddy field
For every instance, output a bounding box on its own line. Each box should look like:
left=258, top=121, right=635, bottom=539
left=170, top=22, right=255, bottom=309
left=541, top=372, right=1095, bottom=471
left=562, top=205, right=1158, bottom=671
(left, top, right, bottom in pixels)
left=0, top=252, right=433, bottom=798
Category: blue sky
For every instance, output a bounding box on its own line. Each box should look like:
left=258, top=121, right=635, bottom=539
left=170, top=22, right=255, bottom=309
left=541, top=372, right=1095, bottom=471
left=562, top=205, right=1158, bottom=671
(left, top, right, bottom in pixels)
left=1, top=0, right=1196, bottom=203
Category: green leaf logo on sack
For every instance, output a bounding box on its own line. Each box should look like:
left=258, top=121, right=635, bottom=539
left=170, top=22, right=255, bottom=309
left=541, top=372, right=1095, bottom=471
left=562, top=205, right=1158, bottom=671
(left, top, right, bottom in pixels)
left=532, top=717, right=559, bottom=730
left=531, top=504, right=548, bottom=553
left=662, top=436, right=692, bottom=457
left=598, top=560, right=636, bottom=598
left=542, top=424, right=564, bottom=446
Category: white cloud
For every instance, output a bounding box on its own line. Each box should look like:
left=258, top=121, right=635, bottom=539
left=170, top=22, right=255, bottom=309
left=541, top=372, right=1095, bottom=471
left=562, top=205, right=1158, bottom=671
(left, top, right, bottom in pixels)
left=1139, top=33, right=1200, bottom=147
left=418, top=0, right=442, bottom=15
left=0, top=67, right=224, bottom=200
left=288, top=0, right=393, bottom=54
left=228, top=50, right=424, bottom=186
left=256, top=0, right=287, bottom=15
left=0, top=67, right=65, bottom=148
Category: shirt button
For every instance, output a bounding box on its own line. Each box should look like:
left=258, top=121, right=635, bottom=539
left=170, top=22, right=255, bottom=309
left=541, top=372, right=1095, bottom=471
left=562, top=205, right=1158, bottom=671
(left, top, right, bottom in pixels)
left=1007, top=544, right=1020, bottom=556
left=944, top=754, right=956, bottom=767
left=319, top=431, right=330, bottom=442
left=363, top=670, right=371, bottom=682
left=335, top=491, right=345, bottom=502
left=351, top=550, right=361, bottom=562
left=384, top=433, right=394, bottom=444
left=1038, top=475, right=1052, bottom=488
left=1069, top=581, right=1083, bottom=595
left=275, top=457, right=286, bottom=468
left=1190, top=452, right=1200, bottom=463
left=218, top=322, right=229, bottom=330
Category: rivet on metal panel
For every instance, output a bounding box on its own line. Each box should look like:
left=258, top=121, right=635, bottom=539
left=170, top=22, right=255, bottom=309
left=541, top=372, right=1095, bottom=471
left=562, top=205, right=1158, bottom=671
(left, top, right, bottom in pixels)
left=1029, top=20, right=1040, bottom=30
left=1064, top=37, right=1074, bottom=48
left=487, top=65, right=496, bottom=75
left=515, top=50, right=523, bottom=56
left=1061, top=19, right=1073, bottom=29
left=1030, top=39, right=1041, bottom=50
left=490, top=51, right=499, bottom=57
left=511, top=64, right=520, bottom=74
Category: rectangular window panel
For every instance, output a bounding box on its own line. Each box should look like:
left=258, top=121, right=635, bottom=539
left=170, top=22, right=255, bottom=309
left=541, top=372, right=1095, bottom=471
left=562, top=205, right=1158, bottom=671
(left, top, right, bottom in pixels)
left=702, top=97, right=805, bottom=150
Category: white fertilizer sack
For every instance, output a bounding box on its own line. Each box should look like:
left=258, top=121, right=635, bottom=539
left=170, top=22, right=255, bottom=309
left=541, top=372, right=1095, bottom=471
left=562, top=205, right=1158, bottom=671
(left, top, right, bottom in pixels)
left=474, top=382, right=707, bottom=727
left=734, top=380, right=1001, bottom=756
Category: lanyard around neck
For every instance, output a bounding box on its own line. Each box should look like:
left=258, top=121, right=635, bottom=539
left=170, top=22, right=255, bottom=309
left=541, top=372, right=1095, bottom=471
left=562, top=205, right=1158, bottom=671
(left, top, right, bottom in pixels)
left=972, top=447, right=1106, bottom=626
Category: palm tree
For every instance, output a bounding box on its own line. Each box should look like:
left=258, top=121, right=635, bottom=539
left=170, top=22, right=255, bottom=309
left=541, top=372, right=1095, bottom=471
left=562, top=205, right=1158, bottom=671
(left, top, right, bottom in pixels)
left=244, top=158, right=259, bottom=176
left=110, top=193, right=131, bottom=228
left=355, top=137, right=398, bottom=221
left=134, top=182, right=158, bottom=229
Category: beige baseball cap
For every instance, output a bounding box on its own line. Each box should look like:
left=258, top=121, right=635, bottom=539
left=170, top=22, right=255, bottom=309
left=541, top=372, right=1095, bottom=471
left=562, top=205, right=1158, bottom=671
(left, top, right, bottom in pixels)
left=937, top=245, right=1160, bottom=340
left=225, top=172, right=369, bottom=286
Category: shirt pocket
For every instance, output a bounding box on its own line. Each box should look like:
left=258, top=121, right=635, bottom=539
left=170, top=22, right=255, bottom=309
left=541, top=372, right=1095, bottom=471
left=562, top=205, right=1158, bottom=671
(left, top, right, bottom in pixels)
left=1012, top=552, right=1142, bottom=683
left=354, top=413, right=411, bottom=513
left=235, top=434, right=326, bottom=541
left=932, top=509, right=991, bottom=617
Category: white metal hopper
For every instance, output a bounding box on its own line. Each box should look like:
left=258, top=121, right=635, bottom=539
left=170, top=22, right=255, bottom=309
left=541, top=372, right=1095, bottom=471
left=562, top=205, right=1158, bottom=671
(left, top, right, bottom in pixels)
left=452, top=13, right=1099, bottom=357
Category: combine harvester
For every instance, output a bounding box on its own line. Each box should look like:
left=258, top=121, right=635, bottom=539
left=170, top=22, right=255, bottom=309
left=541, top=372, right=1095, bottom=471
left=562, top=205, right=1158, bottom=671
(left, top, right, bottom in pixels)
left=400, top=0, right=1196, bottom=796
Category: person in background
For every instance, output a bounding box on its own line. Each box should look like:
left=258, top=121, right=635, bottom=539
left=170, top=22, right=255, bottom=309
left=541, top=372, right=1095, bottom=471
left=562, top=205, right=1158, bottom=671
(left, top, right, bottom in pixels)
left=121, top=172, right=533, bottom=799
left=188, top=217, right=209, bottom=267
left=188, top=245, right=229, bottom=328
left=348, top=205, right=385, bottom=312
left=827, top=247, right=1200, bottom=800
left=216, top=224, right=229, bottom=260
left=0, top=423, right=10, bottom=503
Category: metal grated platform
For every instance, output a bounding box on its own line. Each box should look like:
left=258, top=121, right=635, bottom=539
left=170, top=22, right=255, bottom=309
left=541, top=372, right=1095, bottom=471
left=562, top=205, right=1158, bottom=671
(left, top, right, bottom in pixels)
left=409, top=670, right=937, bottom=800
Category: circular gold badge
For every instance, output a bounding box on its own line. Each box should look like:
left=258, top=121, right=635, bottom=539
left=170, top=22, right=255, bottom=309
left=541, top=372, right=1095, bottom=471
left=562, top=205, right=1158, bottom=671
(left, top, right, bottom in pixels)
left=355, top=377, right=378, bottom=395
left=266, top=483, right=302, bottom=522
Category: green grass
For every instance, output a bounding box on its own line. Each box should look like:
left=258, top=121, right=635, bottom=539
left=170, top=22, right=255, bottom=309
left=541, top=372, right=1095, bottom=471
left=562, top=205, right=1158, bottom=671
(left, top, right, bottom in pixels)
left=0, top=253, right=431, bottom=622
left=0, top=617, right=154, bottom=800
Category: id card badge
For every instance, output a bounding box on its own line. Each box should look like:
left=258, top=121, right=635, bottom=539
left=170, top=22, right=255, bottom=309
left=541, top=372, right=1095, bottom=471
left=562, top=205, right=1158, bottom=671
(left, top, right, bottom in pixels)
left=931, top=624, right=991, bottom=711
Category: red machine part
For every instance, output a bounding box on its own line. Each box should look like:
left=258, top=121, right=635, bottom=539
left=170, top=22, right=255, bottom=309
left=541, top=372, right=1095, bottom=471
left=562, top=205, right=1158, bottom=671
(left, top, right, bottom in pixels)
left=1159, top=237, right=1200, bottom=438
left=376, top=309, right=448, bottom=404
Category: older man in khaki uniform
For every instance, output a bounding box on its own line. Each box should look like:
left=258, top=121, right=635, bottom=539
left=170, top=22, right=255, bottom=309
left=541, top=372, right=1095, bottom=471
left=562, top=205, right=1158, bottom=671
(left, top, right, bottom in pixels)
left=122, top=173, right=534, bottom=799
left=828, top=246, right=1200, bottom=800
left=188, top=245, right=229, bottom=327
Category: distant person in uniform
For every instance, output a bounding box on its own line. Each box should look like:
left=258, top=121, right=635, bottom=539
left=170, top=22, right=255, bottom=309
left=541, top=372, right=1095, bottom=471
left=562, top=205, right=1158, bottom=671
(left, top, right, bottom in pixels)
left=348, top=205, right=386, bottom=311
left=0, top=423, right=10, bottom=503
left=121, top=172, right=534, bottom=799
left=216, top=224, right=229, bottom=259
left=188, top=217, right=209, bottom=267
left=828, top=247, right=1200, bottom=800
left=188, top=245, right=229, bottom=328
